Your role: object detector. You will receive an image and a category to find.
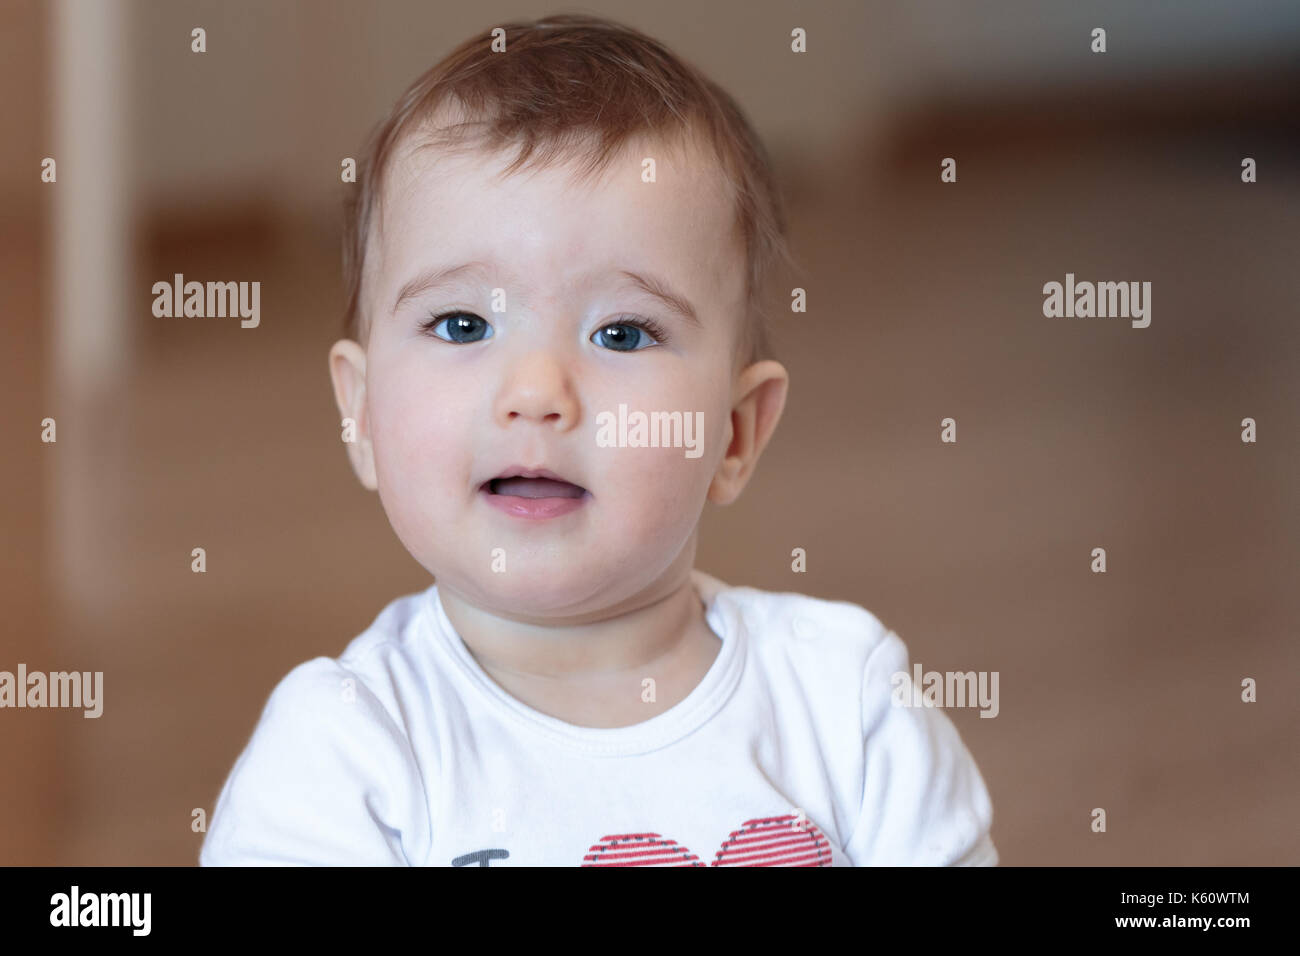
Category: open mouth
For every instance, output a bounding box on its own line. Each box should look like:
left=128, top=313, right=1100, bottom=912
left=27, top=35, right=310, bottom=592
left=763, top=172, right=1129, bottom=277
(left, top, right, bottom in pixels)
left=485, top=475, right=586, bottom=499
left=479, top=467, right=589, bottom=518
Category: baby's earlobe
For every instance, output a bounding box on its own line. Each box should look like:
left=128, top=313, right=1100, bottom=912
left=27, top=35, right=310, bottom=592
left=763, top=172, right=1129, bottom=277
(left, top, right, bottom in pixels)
left=348, top=434, right=378, bottom=491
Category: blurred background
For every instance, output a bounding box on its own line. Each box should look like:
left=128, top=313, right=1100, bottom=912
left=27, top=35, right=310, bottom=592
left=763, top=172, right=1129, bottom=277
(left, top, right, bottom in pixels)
left=2, top=0, right=1297, bottom=865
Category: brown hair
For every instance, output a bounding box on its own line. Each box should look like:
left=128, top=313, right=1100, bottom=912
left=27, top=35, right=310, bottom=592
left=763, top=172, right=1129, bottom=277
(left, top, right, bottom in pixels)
left=342, top=12, right=793, bottom=366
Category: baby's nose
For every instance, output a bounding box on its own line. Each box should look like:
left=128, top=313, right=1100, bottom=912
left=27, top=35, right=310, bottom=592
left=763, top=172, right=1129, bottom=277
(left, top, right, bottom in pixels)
left=492, top=351, right=580, bottom=430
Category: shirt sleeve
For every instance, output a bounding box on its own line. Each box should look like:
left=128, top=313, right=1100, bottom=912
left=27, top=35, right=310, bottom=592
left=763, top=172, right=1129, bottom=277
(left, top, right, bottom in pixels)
left=199, top=657, right=431, bottom=866
left=842, top=629, right=998, bottom=866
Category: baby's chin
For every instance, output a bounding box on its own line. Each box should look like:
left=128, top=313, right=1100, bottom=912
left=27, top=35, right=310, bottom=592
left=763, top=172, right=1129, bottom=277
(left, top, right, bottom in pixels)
left=442, top=557, right=666, bottom=622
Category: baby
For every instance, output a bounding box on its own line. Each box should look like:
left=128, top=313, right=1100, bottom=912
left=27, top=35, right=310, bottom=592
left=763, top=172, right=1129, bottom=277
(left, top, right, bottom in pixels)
left=200, top=13, right=997, bottom=867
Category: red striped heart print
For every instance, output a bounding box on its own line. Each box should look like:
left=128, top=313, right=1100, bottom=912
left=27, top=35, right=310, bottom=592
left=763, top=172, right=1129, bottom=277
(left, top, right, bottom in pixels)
left=581, top=813, right=833, bottom=866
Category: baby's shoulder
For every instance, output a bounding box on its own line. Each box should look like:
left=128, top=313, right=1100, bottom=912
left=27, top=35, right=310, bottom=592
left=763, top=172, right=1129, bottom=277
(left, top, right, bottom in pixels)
left=339, top=586, right=432, bottom=664
left=266, top=587, right=436, bottom=724
left=203, top=589, right=438, bottom=865
left=718, top=580, right=896, bottom=679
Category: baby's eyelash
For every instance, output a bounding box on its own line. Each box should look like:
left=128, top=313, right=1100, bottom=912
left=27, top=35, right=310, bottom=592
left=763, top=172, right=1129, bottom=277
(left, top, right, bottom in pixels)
left=608, top=315, right=670, bottom=344
left=419, top=310, right=466, bottom=332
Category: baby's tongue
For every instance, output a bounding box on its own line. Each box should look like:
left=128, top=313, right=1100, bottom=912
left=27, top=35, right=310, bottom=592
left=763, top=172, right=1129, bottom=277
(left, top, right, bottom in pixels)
left=493, top=477, right=584, bottom=499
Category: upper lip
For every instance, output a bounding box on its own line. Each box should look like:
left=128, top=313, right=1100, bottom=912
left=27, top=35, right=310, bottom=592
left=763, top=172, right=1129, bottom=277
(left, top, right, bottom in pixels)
left=480, top=465, right=586, bottom=491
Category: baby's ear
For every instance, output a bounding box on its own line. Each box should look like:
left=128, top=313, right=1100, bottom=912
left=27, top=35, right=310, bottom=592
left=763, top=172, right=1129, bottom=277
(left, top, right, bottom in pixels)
left=327, top=339, right=378, bottom=491
left=707, top=359, right=789, bottom=506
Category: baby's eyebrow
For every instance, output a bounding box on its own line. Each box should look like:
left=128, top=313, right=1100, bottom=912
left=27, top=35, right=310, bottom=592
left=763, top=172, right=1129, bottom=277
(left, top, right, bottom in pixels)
left=390, top=261, right=701, bottom=328
left=617, top=270, right=701, bottom=328
left=392, top=260, right=494, bottom=314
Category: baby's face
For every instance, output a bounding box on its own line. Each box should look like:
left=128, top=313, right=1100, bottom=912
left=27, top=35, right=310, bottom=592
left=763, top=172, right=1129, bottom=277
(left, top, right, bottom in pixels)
left=343, top=132, right=751, bottom=617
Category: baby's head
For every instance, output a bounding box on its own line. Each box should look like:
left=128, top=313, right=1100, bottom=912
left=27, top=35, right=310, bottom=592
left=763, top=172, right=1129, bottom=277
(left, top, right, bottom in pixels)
left=329, top=14, right=792, bottom=618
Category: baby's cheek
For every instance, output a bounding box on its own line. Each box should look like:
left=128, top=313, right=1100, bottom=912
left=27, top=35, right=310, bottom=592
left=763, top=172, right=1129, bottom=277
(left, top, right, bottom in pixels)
left=368, top=404, right=452, bottom=555
left=619, top=453, right=709, bottom=535
left=374, top=379, right=460, bottom=479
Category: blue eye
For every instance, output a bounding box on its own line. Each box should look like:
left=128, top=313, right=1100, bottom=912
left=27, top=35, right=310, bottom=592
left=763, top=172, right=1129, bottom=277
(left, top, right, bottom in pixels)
left=592, top=317, right=667, bottom=352
left=420, top=312, right=667, bottom=349
left=423, top=312, right=493, bottom=343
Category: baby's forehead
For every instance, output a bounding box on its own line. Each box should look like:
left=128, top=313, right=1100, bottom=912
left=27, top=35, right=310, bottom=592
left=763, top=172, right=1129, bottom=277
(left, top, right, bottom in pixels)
left=368, top=126, right=744, bottom=301
left=382, top=124, right=730, bottom=220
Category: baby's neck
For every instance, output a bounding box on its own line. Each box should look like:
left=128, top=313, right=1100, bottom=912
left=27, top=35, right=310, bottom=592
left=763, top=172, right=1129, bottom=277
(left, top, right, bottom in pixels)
left=439, top=568, right=703, bottom=678
left=437, top=570, right=721, bottom=727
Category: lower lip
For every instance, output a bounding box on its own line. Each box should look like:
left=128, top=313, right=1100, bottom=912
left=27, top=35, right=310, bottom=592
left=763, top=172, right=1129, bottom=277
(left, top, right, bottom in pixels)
left=481, top=487, right=590, bottom=519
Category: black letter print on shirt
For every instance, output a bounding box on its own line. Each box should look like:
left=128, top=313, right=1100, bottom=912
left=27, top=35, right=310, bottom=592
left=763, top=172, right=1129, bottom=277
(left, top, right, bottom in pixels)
left=452, top=848, right=510, bottom=867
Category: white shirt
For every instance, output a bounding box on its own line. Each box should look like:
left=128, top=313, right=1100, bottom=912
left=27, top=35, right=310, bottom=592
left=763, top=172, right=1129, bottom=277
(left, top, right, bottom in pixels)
left=200, top=569, right=998, bottom=866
